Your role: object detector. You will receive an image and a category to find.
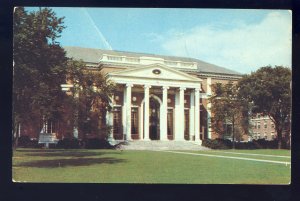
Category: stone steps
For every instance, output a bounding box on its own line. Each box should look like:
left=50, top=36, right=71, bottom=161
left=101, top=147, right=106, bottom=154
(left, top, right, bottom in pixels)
left=116, top=140, right=210, bottom=150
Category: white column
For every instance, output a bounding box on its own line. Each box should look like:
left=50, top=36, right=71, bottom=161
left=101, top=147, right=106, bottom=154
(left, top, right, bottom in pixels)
left=206, top=77, right=212, bottom=139
left=195, top=88, right=200, bottom=142
left=175, top=87, right=185, bottom=141
left=18, top=123, right=21, bottom=138
left=207, top=77, right=212, bottom=96
left=45, top=121, right=48, bottom=133
left=160, top=86, right=169, bottom=141
left=106, top=109, right=114, bottom=141
left=174, top=89, right=180, bottom=140
left=189, top=90, right=195, bottom=141
left=73, top=88, right=79, bottom=138
left=207, top=102, right=212, bottom=139
left=179, top=87, right=186, bottom=141
left=125, top=84, right=133, bottom=140
left=122, top=87, right=127, bottom=140
left=144, top=85, right=151, bottom=141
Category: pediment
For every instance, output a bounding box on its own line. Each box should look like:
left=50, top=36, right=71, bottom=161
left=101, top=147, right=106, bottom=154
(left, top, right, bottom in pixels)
left=108, top=64, right=202, bottom=82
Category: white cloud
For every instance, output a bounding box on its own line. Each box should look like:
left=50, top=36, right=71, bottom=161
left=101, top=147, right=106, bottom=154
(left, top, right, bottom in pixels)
left=161, top=11, right=292, bottom=74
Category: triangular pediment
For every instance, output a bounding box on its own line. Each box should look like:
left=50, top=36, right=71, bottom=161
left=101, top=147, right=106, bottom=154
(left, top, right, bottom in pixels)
left=108, top=64, right=202, bottom=82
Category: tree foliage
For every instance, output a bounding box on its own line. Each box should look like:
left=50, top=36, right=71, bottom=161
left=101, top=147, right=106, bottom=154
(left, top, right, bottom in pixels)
left=238, top=66, right=291, bottom=149
left=66, top=60, right=116, bottom=139
left=209, top=82, right=250, bottom=145
left=13, top=7, right=116, bottom=147
left=13, top=7, right=67, bottom=145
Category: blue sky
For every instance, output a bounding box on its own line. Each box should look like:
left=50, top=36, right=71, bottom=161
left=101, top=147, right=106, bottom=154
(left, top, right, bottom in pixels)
left=25, top=7, right=292, bottom=74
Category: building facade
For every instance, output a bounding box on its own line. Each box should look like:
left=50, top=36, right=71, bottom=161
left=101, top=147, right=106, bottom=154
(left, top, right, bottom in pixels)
left=64, top=47, right=243, bottom=142
left=250, top=113, right=277, bottom=141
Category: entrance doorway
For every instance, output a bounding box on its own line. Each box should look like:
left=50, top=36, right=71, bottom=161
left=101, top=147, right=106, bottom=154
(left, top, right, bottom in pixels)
left=149, top=97, right=160, bottom=140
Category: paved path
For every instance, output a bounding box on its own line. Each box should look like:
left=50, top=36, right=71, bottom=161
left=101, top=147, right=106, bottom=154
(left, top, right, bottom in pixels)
left=155, top=150, right=291, bottom=165
left=119, top=140, right=210, bottom=151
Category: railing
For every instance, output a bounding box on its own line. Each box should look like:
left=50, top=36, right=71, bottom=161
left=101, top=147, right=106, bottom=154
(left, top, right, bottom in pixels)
left=101, top=54, right=197, bottom=69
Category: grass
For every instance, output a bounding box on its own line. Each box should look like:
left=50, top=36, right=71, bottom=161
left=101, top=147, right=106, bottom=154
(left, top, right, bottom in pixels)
left=12, top=148, right=290, bottom=184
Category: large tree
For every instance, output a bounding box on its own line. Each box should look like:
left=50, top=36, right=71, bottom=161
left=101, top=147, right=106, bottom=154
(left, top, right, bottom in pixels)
left=238, top=66, right=291, bottom=149
left=65, top=60, right=116, bottom=139
left=209, top=82, right=250, bottom=147
left=13, top=7, right=67, bottom=147
left=13, top=7, right=116, bottom=148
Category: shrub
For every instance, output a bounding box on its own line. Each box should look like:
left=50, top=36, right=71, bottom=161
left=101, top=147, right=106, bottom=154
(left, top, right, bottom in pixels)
left=17, top=136, right=39, bottom=148
left=202, top=138, right=288, bottom=149
left=56, top=138, right=80, bottom=149
left=82, top=138, right=114, bottom=149
left=202, top=139, right=232, bottom=149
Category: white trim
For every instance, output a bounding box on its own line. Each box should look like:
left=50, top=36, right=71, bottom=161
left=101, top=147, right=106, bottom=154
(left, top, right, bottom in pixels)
left=107, top=63, right=202, bottom=82
left=107, top=76, right=201, bottom=89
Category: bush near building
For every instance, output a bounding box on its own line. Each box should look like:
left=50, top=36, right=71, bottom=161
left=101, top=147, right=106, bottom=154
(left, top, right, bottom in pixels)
left=202, top=138, right=290, bottom=149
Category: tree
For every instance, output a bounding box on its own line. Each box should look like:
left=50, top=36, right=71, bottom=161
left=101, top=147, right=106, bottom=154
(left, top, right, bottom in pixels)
left=13, top=7, right=67, bottom=148
left=13, top=7, right=116, bottom=148
left=209, top=82, right=250, bottom=148
left=66, top=60, right=116, bottom=140
left=238, top=66, right=291, bottom=149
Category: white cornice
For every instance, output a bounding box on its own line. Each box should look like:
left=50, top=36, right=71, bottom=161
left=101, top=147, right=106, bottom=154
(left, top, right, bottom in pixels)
left=107, top=63, right=202, bottom=82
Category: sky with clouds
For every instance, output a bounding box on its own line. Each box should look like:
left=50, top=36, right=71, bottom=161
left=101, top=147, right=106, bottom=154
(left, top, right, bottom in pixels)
left=25, top=8, right=292, bottom=74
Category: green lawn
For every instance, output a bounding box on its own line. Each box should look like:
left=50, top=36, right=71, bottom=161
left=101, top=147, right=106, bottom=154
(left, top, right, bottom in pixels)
left=12, top=148, right=290, bottom=184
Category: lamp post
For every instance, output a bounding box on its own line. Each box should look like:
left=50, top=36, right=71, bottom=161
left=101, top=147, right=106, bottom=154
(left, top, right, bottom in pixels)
left=61, top=84, right=78, bottom=139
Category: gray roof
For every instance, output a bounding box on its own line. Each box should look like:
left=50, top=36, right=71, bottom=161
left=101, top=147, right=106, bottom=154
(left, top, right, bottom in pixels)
left=64, top=46, right=241, bottom=76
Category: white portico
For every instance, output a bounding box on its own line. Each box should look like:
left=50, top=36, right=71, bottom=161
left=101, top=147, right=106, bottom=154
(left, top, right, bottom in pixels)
left=106, top=64, right=202, bottom=142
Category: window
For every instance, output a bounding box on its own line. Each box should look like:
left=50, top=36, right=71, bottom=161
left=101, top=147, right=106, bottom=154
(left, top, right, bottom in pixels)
left=167, top=109, right=173, bottom=136
left=254, top=134, right=257, bottom=140
left=113, top=108, right=122, bottom=136
left=184, top=110, right=189, bottom=140
left=271, top=133, right=275, bottom=140
left=264, top=123, right=267, bottom=129
left=131, top=108, right=139, bottom=134
left=257, top=124, right=261, bottom=129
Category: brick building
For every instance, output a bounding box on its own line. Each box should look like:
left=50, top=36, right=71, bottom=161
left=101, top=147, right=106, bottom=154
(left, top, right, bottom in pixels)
left=250, top=114, right=277, bottom=141
left=17, top=46, right=244, bottom=143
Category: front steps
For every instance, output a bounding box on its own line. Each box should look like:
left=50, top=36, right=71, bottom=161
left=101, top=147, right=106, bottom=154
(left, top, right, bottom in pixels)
left=114, top=140, right=210, bottom=151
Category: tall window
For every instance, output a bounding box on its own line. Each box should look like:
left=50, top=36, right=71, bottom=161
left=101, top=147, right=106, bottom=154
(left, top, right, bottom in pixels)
left=184, top=109, right=189, bottom=140
left=131, top=108, right=138, bottom=134
left=113, top=108, right=122, bottom=137
left=167, top=109, right=173, bottom=137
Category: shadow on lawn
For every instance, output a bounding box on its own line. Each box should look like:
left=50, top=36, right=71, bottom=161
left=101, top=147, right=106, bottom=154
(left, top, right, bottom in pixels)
left=15, top=157, right=127, bottom=168
left=17, top=149, right=121, bottom=158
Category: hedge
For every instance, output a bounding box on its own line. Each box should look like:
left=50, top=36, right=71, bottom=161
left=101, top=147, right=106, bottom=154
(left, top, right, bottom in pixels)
left=16, top=136, right=42, bottom=148
left=82, top=138, right=115, bottom=149
left=202, top=138, right=290, bottom=149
